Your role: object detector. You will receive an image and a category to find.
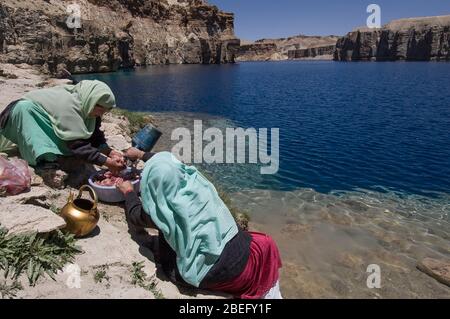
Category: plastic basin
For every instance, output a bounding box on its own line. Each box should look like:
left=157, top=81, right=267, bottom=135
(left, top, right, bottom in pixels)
left=88, top=171, right=140, bottom=203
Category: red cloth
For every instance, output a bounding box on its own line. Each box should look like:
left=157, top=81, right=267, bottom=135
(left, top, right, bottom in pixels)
left=208, top=231, right=282, bottom=299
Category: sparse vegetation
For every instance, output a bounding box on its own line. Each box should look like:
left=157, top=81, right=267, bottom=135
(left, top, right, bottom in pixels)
left=102, top=213, right=110, bottom=222
left=0, top=279, right=22, bottom=299
left=130, top=261, right=164, bottom=299
left=111, top=108, right=156, bottom=135
left=0, top=227, right=82, bottom=286
left=0, top=136, right=16, bottom=155
left=93, top=265, right=110, bottom=286
left=49, top=204, right=61, bottom=215
left=217, top=188, right=250, bottom=231
left=201, top=171, right=251, bottom=231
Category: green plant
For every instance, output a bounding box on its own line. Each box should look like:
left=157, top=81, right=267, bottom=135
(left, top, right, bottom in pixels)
left=217, top=188, right=250, bottom=231
left=130, top=261, right=164, bottom=299
left=200, top=171, right=251, bottom=231
left=111, top=108, right=155, bottom=135
left=0, top=136, right=16, bottom=155
left=0, top=228, right=82, bottom=286
left=93, top=265, right=110, bottom=284
left=102, top=213, right=110, bottom=222
left=0, top=280, right=22, bottom=299
left=130, top=261, right=146, bottom=286
left=49, top=204, right=61, bottom=215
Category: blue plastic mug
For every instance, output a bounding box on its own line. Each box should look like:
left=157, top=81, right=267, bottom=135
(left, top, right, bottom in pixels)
left=132, top=124, right=163, bottom=152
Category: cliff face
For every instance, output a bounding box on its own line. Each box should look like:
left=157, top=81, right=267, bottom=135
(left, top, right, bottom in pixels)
left=236, top=35, right=339, bottom=61
left=287, top=45, right=335, bottom=60
left=236, top=43, right=279, bottom=61
left=334, top=15, right=450, bottom=61
left=0, top=0, right=240, bottom=74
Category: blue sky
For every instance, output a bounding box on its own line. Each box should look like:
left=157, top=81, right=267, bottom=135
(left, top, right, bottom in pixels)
left=208, top=0, right=450, bottom=40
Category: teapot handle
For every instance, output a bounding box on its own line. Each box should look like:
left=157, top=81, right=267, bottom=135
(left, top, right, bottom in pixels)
left=77, top=185, right=98, bottom=212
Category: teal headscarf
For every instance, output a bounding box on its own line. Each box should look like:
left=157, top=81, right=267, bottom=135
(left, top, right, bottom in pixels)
left=23, top=80, right=116, bottom=141
left=140, top=152, right=239, bottom=287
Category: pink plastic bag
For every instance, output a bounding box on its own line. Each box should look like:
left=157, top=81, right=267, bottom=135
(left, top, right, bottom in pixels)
left=0, top=156, right=31, bottom=196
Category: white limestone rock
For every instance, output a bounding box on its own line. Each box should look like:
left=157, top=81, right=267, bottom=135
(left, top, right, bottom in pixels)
left=0, top=204, right=66, bottom=235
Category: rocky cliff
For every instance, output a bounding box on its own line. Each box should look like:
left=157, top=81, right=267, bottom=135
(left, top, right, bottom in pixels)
left=0, top=0, right=240, bottom=74
left=236, top=43, right=279, bottom=61
left=236, top=35, right=339, bottom=61
left=334, top=15, right=450, bottom=61
left=287, top=45, right=335, bottom=60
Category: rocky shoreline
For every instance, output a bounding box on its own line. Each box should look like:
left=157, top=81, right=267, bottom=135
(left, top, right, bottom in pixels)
left=0, top=63, right=235, bottom=299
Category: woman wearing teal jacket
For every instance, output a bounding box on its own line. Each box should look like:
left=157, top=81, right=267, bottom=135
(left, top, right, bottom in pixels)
left=0, top=80, right=125, bottom=173
left=117, top=151, right=283, bottom=299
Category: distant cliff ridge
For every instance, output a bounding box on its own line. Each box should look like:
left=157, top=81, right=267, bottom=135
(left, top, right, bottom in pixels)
left=334, top=15, right=450, bottom=61
left=288, top=45, right=336, bottom=60
left=0, top=0, right=240, bottom=74
left=236, top=35, right=340, bottom=61
left=237, top=43, right=279, bottom=61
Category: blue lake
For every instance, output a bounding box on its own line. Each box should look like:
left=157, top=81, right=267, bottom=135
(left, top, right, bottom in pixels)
left=76, top=61, right=450, bottom=297
left=76, top=61, right=450, bottom=198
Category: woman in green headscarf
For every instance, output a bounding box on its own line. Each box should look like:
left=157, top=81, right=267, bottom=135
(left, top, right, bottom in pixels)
left=117, top=150, right=283, bottom=299
left=0, top=80, right=125, bottom=172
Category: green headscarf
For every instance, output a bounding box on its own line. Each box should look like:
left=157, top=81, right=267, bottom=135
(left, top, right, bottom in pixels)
left=140, top=152, right=239, bottom=287
left=23, top=80, right=116, bottom=141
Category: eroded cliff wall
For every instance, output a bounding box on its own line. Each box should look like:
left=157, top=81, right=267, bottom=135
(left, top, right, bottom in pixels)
left=0, top=0, right=240, bottom=74
left=287, top=45, right=335, bottom=60
left=236, top=35, right=340, bottom=61
left=334, top=15, right=450, bottom=61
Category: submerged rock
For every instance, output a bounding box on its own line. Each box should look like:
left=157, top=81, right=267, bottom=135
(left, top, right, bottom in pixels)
left=417, top=258, right=450, bottom=287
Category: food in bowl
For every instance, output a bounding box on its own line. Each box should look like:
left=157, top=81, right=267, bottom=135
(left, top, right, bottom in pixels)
left=93, top=170, right=140, bottom=186
left=89, top=169, right=141, bottom=203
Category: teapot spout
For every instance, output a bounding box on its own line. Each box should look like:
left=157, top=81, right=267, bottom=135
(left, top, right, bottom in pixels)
left=67, top=191, right=74, bottom=204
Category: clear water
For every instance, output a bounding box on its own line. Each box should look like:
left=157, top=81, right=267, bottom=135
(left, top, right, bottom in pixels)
left=76, top=61, right=450, bottom=196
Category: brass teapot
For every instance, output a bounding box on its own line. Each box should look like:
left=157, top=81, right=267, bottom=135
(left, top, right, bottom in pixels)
left=60, top=185, right=100, bottom=238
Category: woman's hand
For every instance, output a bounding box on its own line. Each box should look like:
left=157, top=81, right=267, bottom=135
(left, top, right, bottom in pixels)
left=110, top=149, right=125, bottom=162
left=105, top=157, right=125, bottom=175
left=116, top=179, right=134, bottom=195
left=124, top=147, right=145, bottom=161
